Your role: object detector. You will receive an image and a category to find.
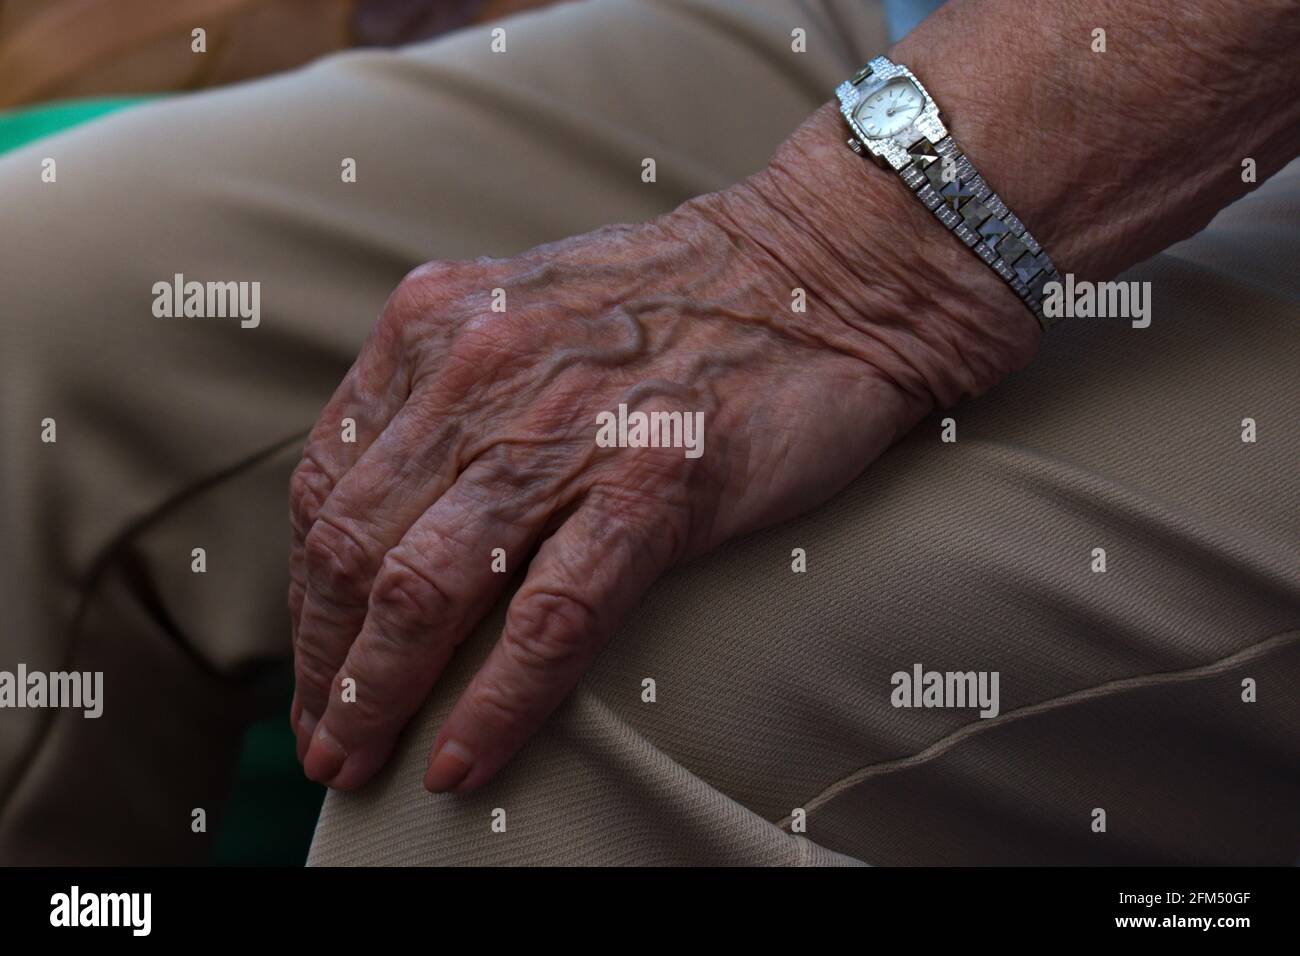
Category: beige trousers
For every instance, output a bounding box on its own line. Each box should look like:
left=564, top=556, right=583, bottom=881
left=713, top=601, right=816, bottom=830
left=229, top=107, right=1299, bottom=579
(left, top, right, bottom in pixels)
left=1, top=0, right=1297, bottom=866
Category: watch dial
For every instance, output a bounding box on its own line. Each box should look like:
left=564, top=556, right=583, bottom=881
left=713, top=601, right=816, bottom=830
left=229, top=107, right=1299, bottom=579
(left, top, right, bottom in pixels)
left=854, top=78, right=925, bottom=139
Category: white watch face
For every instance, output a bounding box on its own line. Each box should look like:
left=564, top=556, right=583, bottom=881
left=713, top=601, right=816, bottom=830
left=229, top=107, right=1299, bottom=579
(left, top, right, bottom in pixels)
left=854, top=78, right=925, bottom=139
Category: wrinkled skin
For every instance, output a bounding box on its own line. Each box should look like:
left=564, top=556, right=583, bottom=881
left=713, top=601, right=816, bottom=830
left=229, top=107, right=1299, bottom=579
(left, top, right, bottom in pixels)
left=287, top=106, right=1039, bottom=794
left=286, top=0, right=1300, bottom=799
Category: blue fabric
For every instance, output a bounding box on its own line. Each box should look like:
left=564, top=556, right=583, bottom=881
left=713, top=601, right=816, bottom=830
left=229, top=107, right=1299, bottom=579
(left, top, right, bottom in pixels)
left=883, top=0, right=947, bottom=42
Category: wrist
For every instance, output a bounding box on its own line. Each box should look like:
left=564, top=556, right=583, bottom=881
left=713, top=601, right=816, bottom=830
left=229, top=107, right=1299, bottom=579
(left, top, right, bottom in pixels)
left=700, top=102, right=1040, bottom=413
left=689, top=0, right=1300, bottom=414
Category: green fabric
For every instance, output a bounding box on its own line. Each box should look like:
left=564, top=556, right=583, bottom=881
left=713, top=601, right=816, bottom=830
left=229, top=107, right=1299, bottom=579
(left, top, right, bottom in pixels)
left=0, top=97, right=152, bottom=154
left=0, top=95, right=324, bottom=865
left=212, top=696, right=326, bottom=866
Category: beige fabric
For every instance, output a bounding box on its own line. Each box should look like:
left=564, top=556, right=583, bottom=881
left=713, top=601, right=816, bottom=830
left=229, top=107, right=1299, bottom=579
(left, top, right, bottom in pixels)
left=0, top=0, right=355, bottom=108
left=0, top=0, right=1296, bottom=866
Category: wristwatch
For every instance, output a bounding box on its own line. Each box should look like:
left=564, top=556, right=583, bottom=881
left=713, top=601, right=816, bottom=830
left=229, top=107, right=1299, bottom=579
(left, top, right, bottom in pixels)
left=837, top=56, right=1060, bottom=331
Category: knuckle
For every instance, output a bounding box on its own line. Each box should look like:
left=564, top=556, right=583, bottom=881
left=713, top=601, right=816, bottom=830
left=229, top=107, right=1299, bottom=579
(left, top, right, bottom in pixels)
left=401, top=259, right=458, bottom=290
left=589, top=485, right=687, bottom=562
left=288, top=454, right=333, bottom=538
left=589, top=485, right=656, bottom=529
left=390, top=264, right=446, bottom=312
left=287, top=582, right=304, bottom=618
left=303, top=516, right=376, bottom=606
left=448, top=315, right=514, bottom=368
left=465, top=679, right=532, bottom=731
left=502, top=590, right=596, bottom=671
left=385, top=262, right=465, bottom=334
left=620, top=446, right=696, bottom=497
left=294, top=643, right=339, bottom=702
left=447, top=307, right=547, bottom=377
left=331, top=674, right=387, bottom=726
left=473, top=440, right=569, bottom=507
left=368, top=552, right=453, bottom=636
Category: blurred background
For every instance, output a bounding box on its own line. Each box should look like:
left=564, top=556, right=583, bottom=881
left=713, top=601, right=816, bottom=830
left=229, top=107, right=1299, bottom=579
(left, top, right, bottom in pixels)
left=0, top=1, right=574, bottom=110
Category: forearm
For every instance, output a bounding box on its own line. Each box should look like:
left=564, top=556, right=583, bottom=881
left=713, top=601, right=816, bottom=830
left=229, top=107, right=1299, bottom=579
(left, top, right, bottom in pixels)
left=704, top=0, right=1300, bottom=412
left=892, top=0, right=1300, bottom=277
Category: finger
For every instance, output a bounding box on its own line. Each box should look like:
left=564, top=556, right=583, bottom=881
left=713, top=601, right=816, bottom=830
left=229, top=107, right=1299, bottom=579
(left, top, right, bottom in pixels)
left=289, top=542, right=310, bottom=755
left=292, top=400, right=463, bottom=756
left=302, top=461, right=551, bottom=788
left=424, top=495, right=681, bottom=794
left=288, top=315, right=409, bottom=566
left=287, top=317, right=407, bottom=741
left=291, top=301, right=564, bottom=756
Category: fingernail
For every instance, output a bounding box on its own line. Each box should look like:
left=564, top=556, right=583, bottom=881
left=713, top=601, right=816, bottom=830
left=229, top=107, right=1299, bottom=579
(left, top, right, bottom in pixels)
left=425, top=739, right=473, bottom=793
left=304, top=723, right=347, bottom=784
left=298, top=709, right=319, bottom=736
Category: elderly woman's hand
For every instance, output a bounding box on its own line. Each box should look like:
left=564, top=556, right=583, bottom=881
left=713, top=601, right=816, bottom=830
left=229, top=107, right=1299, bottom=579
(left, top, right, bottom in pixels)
left=286, top=103, right=1038, bottom=793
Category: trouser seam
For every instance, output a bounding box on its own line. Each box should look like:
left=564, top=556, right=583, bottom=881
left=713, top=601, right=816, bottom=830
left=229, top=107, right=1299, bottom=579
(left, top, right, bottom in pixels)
left=778, top=628, right=1300, bottom=830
